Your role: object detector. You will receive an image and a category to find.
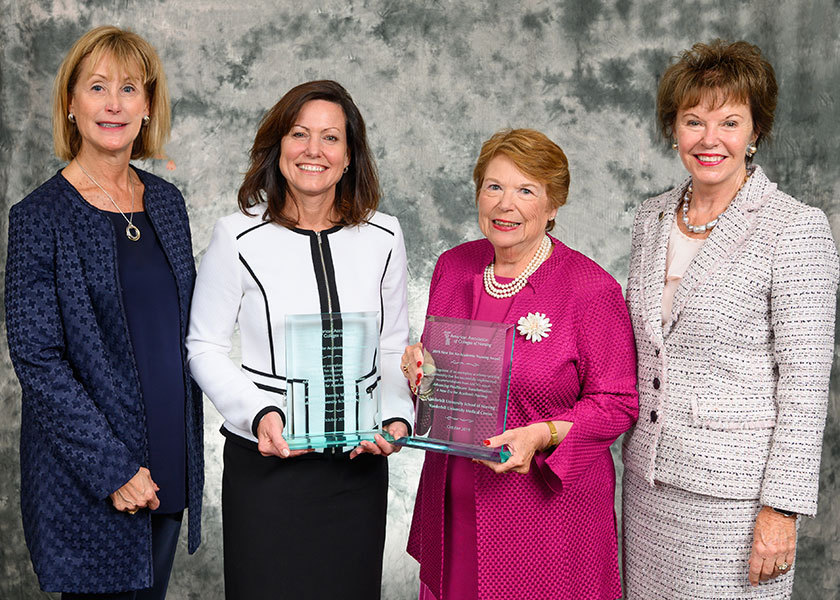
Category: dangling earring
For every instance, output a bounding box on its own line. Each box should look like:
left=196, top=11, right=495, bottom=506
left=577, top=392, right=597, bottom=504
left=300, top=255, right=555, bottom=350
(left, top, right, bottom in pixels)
left=68, top=113, right=76, bottom=123
left=746, top=142, right=757, bottom=157
left=671, top=140, right=678, bottom=150
left=142, top=115, right=150, bottom=126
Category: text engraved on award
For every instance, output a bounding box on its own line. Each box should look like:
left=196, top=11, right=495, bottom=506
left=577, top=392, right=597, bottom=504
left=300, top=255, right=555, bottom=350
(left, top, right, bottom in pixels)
left=284, top=312, right=382, bottom=448
left=419, top=323, right=509, bottom=445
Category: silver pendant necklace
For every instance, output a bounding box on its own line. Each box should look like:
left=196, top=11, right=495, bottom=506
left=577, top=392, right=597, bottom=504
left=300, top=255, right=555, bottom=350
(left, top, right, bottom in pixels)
left=77, top=161, right=141, bottom=241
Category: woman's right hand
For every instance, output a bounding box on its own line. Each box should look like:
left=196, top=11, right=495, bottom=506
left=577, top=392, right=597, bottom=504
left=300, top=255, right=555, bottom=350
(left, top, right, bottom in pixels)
left=256, top=411, right=312, bottom=458
left=400, top=342, right=425, bottom=392
left=110, top=466, right=160, bottom=514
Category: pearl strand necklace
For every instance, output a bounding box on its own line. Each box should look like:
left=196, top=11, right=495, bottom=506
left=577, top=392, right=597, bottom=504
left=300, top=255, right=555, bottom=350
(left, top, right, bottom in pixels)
left=483, top=235, right=552, bottom=299
left=682, top=171, right=751, bottom=234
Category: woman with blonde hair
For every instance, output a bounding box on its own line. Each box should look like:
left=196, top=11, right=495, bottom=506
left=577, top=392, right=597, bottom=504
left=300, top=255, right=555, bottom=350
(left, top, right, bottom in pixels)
left=5, top=26, right=203, bottom=599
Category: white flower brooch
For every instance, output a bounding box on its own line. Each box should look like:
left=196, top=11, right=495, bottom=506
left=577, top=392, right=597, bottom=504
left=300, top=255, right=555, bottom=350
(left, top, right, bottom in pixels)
left=516, top=312, right=552, bottom=343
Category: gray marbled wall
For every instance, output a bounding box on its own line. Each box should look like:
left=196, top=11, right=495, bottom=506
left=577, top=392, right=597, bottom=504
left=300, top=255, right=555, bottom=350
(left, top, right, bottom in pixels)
left=1, top=1, right=838, bottom=598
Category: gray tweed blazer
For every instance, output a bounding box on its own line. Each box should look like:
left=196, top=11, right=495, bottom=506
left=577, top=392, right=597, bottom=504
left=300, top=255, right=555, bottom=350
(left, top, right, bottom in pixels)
left=622, top=165, right=838, bottom=516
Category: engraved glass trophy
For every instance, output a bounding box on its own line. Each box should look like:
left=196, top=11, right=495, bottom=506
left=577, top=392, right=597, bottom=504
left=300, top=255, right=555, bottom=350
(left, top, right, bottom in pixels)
left=394, top=315, right=514, bottom=462
left=284, top=312, right=383, bottom=449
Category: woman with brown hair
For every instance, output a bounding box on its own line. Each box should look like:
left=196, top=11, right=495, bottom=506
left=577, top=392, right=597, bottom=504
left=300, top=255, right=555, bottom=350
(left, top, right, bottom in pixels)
left=5, top=26, right=203, bottom=599
left=186, top=80, right=413, bottom=599
left=622, top=40, right=838, bottom=599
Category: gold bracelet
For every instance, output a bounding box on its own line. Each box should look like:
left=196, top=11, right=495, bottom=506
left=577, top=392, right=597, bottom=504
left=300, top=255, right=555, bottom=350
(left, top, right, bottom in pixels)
left=545, top=420, right=559, bottom=448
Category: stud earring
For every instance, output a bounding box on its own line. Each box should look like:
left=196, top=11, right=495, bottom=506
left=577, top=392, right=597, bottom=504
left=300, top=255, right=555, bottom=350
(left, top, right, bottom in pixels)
left=343, top=166, right=349, bottom=174
left=68, top=113, right=76, bottom=123
left=142, top=115, right=150, bottom=126
left=746, top=142, right=757, bottom=157
left=671, top=141, right=678, bottom=150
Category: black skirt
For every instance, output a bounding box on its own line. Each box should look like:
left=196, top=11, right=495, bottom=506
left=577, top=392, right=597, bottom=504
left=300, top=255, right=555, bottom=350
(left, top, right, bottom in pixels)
left=221, top=437, right=388, bottom=599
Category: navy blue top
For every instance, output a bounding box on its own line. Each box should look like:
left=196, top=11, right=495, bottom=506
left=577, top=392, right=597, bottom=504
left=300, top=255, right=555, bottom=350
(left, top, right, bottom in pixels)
left=106, top=210, right=187, bottom=513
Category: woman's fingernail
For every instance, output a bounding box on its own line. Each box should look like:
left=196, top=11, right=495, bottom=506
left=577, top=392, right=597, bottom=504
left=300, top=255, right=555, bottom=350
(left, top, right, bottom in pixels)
left=483, top=440, right=490, bottom=446
left=417, top=361, right=422, bottom=367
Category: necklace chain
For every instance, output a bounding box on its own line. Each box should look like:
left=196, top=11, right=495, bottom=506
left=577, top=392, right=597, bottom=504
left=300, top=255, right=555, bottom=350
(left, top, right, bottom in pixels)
left=682, top=171, right=751, bottom=235
left=77, top=161, right=141, bottom=241
left=483, top=235, right=552, bottom=299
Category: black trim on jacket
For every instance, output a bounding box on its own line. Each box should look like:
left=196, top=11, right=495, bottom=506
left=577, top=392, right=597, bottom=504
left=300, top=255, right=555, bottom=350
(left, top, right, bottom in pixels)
left=239, top=255, right=277, bottom=375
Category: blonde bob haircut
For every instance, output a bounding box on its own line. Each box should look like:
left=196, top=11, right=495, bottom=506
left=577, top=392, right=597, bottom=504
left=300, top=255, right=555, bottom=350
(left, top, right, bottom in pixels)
left=473, top=128, right=570, bottom=232
left=52, top=25, right=171, bottom=161
left=656, top=39, right=777, bottom=153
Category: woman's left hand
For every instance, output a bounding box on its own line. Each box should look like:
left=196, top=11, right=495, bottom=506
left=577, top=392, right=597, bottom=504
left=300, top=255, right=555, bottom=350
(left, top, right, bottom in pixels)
left=349, top=421, right=409, bottom=459
left=475, top=423, right=553, bottom=474
left=747, top=506, right=797, bottom=586
left=109, top=467, right=160, bottom=514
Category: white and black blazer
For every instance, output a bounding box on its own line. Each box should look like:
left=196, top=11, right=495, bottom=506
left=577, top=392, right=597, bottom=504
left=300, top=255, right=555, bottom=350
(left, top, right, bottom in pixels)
left=187, top=204, right=414, bottom=445
left=623, top=165, right=839, bottom=516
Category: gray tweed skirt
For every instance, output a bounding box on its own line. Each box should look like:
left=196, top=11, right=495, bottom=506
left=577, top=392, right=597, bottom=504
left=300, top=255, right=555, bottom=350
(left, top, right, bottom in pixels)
left=622, top=467, right=795, bottom=600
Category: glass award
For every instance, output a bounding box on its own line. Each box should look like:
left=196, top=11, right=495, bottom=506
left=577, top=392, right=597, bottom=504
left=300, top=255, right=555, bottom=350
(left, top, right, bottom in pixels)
left=284, top=312, right=383, bottom=449
left=394, top=315, right=515, bottom=462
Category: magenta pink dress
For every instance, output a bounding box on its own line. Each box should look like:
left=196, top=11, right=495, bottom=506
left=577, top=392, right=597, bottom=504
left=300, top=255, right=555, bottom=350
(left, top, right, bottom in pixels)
left=419, top=289, right=514, bottom=600
left=409, top=237, right=638, bottom=600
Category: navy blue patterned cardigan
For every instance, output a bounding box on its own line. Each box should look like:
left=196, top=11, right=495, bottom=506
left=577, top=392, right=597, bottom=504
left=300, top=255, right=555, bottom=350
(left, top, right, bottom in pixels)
left=5, top=168, right=203, bottom=593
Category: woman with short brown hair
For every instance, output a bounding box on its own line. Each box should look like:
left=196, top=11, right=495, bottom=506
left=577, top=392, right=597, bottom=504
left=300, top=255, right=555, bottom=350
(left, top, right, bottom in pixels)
left=622, top=39, right=838, bottom=599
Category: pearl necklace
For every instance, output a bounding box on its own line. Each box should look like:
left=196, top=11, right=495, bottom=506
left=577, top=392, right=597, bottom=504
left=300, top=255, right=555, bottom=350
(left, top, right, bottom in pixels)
left=483, top=235, right=552, bottom=299
left=681, top=171, right=751, bottom=235
left=78, top=162, right=141, bottom=241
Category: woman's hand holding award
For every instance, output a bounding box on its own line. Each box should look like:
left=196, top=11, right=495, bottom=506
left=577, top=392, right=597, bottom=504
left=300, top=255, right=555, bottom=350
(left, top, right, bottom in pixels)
left=394, top=316, right=515, bottom=462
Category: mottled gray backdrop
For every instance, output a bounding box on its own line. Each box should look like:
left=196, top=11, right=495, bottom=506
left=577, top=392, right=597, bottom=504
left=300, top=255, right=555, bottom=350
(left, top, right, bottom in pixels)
left=1, top=1, right=838, bottom=598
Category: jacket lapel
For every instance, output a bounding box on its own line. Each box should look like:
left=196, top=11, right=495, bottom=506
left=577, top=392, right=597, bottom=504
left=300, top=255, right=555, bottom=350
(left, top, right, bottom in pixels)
left=665, top=166, right=773, bottom=335
left=138, top=170, right=192, bottom=332
left=471, top=272, right=484, bottom=319
left=641, top=185, right=682, bottom=343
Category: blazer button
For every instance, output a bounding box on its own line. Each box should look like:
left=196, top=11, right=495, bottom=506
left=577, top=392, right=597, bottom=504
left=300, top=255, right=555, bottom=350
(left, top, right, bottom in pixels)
left=650, top=410, right=658, bottom=423
left=658, top=211, right=664, bottom=221
left=653, top=377, right=661, bottom=389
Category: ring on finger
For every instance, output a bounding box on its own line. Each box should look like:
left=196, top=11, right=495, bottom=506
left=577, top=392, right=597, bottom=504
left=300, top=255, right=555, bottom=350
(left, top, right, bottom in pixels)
left=777, top=562, right=790, bottom=572
left=401, top=364, right=408, bottom=373
left=127, top=509, right=138, bottom=515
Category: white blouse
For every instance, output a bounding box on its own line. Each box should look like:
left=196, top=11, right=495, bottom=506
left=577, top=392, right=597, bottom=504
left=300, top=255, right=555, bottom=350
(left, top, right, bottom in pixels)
left=662, top=219, right=705, bottom=325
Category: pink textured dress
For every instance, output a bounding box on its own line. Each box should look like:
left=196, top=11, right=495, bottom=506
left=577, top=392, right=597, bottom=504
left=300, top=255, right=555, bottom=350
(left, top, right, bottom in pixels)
left=419, top=288, right=513, bottom=600
left=408, top=236, right=639, bottom=600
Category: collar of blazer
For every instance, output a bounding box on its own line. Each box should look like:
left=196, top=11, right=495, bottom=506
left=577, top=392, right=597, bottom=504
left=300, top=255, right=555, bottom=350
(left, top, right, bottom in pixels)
left=640, top=165, right=777, bottom=341
left=62, top=167, right=194, bottom=336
